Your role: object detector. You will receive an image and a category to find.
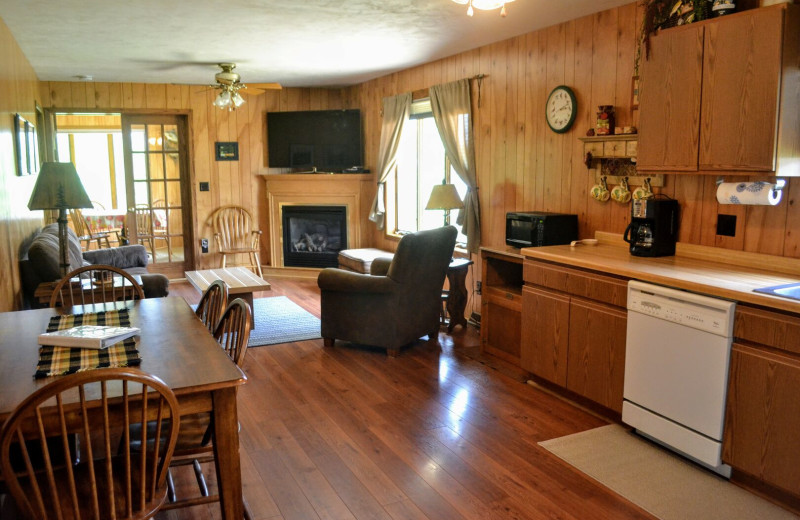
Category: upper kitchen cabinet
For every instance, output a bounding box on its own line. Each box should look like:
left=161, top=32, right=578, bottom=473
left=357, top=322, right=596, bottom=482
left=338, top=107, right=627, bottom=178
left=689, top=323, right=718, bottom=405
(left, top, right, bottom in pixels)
left=637, top=5, right=800, bottom=176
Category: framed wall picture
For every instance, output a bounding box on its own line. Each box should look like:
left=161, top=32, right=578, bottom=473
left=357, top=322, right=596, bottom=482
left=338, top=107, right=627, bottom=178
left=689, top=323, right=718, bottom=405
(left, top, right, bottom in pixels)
left=13, top=114, right=30, bottom=176
left=25, top=119, right=39, bottom=175
left=215, top=141, right=239, bottom=161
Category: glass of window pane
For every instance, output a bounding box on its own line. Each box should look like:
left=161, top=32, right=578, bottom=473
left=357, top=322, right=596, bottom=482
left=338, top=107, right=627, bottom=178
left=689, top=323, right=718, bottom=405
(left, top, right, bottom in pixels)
left=165, top=180, right=181, bottom=208
left=130, top=125, right=146, bottom=152
left=146, top=125, right=163, bottom=152
left=149, top=154, right=165, bottom=180
left=165, top=153, right=181, bottom=179
left=132, top=153, right=147, bottom=180
left=133, top=182, right=150, bottom=206
left=164, top=125, right=179, bottom=151
left=150, top=182, right=167, bottom=205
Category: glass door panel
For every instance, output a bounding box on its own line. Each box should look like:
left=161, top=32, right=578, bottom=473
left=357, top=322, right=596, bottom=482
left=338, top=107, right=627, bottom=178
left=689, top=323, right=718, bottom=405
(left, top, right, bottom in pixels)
left=122, top=114, right=193, bottom=276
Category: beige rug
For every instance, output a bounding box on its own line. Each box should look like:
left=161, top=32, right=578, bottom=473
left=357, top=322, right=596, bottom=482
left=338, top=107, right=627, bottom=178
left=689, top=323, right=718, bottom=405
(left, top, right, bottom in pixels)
left=539, top=424, right=797, bottom=520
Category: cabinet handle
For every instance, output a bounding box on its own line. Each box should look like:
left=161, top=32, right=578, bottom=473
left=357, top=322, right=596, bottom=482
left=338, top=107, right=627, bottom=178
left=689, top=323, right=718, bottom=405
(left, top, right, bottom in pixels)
left=505, top=292, right=514, bottom=300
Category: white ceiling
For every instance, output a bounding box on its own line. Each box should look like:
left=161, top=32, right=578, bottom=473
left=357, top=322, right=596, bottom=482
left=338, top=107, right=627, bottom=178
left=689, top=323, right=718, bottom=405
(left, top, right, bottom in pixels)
left=1, top=0, right=631, bottom=88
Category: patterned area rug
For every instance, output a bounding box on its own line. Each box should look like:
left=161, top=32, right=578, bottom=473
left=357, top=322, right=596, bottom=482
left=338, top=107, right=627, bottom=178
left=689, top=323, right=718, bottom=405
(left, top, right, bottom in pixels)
left=248, top=296, right=321, bottom=347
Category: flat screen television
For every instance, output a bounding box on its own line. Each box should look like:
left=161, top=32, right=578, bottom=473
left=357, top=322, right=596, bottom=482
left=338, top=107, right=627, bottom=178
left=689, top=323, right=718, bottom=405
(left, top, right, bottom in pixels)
left=267, top=109, right=362, bottom=172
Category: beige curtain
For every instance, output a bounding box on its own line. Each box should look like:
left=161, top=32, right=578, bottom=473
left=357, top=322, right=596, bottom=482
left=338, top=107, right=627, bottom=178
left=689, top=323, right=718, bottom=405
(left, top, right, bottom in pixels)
left=429, top=79, right=481, bottom=253
left=369, top=93, right=412, bottom=230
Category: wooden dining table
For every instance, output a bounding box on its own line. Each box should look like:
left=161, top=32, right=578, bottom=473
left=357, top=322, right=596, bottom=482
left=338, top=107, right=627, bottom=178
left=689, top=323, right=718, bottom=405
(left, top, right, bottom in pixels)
left=0, top=297, right=248, bottom=519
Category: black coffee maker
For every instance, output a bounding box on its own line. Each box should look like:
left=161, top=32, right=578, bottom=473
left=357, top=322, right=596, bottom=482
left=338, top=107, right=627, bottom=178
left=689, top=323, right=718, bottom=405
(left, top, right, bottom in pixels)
left=623, top=197, right=680, bottom=257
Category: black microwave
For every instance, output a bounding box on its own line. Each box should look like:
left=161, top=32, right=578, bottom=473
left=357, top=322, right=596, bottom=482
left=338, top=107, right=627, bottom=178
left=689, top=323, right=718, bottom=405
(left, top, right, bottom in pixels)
left=506, top=212, right=578, bottom=248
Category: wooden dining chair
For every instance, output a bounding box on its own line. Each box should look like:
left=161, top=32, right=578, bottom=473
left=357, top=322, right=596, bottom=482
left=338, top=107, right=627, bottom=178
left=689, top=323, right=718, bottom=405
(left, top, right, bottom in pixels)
left=194, top=279, right=229, bottom=332
left=209, top=205, right=263, bottom=277
left=0, top=367, right=181, bottom=520
left=49, top=264, right=145, bottom=308
left=134, top=205, right=172, bottom=263
left=160, top=298, right=252, bottom=517
left=70, top=208, right=113, bottom=251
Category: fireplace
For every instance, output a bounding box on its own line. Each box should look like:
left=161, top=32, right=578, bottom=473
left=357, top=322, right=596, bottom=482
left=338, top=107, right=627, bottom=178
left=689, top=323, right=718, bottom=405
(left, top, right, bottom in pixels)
left=282, top=205, right=347, bottom=268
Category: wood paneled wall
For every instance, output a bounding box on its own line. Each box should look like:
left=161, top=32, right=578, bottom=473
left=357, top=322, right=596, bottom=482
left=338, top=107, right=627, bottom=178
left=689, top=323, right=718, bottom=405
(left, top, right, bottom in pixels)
left=38, top=83, right=355, bottom=271
left=356, top=2, right=799, bottom=260
left=0, top=18, right=45, bottom=311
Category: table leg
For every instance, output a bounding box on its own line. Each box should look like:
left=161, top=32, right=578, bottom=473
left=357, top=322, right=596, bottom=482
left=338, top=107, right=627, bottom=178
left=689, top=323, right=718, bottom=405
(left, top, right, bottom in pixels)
left=446, top=265, right=469, bottom=333
left=212, top=387, right=243, bottom=520
left=229, top=292, right=256, bottom=328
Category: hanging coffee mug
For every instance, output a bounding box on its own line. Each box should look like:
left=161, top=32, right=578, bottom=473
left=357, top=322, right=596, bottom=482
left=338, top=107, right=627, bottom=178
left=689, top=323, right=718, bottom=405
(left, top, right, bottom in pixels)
left=611, top=177, right=631, bottom=204
left=590, top=176, right=610, bottom=202
left=632, top=177, right=653, bottom=200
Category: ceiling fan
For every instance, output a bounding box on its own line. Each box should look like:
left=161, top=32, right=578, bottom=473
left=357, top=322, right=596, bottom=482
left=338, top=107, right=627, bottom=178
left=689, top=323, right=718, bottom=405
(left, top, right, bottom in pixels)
left=210, top=63, right=281, bottom=110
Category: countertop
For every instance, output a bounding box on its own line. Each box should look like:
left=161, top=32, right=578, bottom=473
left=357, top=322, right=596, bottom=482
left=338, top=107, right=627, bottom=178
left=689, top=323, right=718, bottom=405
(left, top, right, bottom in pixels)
left=519, top=237, right=800, bottom=315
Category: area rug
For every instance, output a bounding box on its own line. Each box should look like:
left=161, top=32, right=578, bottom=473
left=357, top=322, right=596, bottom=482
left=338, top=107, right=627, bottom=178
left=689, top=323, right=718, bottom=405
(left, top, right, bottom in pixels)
left=539, top=424, right=796, bottom=520
left=248, top=296, right=321, bottom=347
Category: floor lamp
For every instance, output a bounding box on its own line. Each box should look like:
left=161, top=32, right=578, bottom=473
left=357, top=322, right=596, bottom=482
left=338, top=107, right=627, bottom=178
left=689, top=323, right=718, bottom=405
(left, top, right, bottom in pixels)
left=425, top=183, right=464, bottom=227
left=28, top=162, right=93, bottom=277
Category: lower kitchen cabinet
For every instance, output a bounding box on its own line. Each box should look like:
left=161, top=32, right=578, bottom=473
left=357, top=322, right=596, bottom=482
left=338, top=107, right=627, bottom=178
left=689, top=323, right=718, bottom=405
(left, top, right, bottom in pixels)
left=521, top=285, right=570, bottom=386
left=566, top=299, right=627, bottom=413
left=521, top=259, right=628, bottom=413
left=724, top=344, right=800, bottom=496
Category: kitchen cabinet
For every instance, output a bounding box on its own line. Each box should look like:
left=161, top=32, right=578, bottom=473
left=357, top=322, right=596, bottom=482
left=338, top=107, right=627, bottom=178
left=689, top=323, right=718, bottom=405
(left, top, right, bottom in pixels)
left=521, top=285, right=570, bottom=385
left=566, top=299, right=627, bottom=412
left=479, top=248, right=524, bottom=364
left=637, top=5, right=800, bottom=175
left=723, top=306, right=800, bottom=496
left=521, top=259, right=628, bottom=412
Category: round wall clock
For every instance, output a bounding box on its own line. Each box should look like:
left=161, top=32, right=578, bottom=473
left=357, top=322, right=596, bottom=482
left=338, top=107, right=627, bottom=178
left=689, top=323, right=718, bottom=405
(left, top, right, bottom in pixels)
left=545, top=85, right=577, bottom=133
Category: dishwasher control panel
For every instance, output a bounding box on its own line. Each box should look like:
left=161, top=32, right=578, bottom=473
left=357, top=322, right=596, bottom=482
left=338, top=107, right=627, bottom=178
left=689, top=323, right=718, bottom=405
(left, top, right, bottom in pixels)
left=627, top=281, right=736, bottom=337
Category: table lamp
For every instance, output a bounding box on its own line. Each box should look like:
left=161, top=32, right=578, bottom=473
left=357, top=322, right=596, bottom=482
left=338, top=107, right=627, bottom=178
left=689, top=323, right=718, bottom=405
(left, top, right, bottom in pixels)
left=425, top=183, right=464, bottom=227
left=28, top=162, right=93, bottom=277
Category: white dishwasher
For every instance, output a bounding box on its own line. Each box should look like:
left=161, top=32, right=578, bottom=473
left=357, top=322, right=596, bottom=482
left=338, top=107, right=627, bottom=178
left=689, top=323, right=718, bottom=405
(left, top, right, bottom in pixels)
left=622, top=280, right=736, bottom=477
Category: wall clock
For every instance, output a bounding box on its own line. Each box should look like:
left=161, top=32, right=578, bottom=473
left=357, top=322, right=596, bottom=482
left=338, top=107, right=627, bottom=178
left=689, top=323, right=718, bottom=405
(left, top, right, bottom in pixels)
left=545, top=85, right=577, bottom=133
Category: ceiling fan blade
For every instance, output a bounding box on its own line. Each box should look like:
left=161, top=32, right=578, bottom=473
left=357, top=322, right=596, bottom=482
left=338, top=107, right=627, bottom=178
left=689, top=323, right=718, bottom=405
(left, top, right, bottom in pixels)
left=246, top=82, right=282, bottom=90
left=240, top=87, right=266, bottom=95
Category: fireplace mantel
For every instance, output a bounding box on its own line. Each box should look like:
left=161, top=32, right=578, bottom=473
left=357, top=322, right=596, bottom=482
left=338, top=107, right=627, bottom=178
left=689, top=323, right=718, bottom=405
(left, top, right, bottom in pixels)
left=262, top=173, right=373, bottom=268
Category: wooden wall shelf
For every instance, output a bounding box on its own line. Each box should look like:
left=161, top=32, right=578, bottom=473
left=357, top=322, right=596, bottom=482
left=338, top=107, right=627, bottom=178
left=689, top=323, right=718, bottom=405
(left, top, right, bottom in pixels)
left=579, top=135, right=664, bottom=187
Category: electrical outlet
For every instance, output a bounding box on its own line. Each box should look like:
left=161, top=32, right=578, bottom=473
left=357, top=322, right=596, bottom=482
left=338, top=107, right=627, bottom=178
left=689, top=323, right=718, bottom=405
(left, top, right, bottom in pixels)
left=200, top=238, right=209, bottom=253
left=476, top=280, right=482, bottom=294
left=716, top=214, right=737, bottom=237
left=199, top=182, right=210, bottom=192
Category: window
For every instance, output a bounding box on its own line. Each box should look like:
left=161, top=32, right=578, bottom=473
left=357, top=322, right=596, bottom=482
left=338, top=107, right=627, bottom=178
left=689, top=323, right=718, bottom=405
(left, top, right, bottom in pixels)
left=55, top=114, right=125, bottom=211
left=391, top=100, right=468, bottom=244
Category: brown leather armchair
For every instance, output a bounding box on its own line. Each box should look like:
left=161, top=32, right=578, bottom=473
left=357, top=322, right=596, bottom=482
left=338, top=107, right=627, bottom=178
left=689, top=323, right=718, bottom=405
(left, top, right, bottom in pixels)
left=317, top=226, right=457, bottom=356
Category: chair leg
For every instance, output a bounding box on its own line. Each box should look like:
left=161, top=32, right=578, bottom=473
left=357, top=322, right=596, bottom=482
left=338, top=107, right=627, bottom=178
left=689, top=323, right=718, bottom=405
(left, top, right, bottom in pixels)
left=252, top=252, right=263, bottom=278
left=221, top=253, right=227, bottom=269
left=192, top=459, right=210, bottom=497
left=167, top=468, right=177, bottom=503
left=323, top=338, right=335, bottom=348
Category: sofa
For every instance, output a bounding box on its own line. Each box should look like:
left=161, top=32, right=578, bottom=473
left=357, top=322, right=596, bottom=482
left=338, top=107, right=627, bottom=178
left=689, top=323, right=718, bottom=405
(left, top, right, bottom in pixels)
left=20, top=223, right=169, bottom=308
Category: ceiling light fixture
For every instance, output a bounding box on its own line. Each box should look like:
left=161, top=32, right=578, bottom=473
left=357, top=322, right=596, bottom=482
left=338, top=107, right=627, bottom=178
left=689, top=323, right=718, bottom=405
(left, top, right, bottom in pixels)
left=452, top=0, right=513, bottom=17
left=213, top=85, right=245, bottom=111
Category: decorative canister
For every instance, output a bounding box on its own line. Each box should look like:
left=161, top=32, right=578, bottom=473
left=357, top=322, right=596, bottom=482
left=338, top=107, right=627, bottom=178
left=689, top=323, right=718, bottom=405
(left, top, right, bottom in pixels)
left=712, top=0, right=735, bottom=15
left=596, top=105, right=615, bottom=135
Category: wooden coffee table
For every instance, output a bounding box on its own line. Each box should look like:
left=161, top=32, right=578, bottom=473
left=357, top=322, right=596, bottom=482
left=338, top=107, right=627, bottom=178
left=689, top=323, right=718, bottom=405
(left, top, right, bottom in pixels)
left=185, top=267, right=270, bottom=326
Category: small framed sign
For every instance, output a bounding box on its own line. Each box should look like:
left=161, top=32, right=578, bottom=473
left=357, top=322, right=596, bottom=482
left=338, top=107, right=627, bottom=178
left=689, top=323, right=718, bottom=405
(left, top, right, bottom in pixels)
left=215, top=141, right=239, bottom=161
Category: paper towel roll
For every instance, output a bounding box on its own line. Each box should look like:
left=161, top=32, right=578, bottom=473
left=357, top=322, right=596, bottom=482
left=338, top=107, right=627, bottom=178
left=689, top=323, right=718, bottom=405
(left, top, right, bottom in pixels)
left=716, top=182, right=782, bottom=206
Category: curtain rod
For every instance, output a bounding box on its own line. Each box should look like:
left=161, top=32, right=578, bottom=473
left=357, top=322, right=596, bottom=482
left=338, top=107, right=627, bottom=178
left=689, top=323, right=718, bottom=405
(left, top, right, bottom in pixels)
left=383, top=74, right=489, bottom=115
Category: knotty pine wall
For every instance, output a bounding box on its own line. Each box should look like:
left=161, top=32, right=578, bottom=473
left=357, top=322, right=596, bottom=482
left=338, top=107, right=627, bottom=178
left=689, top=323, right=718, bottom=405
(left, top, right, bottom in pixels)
left=0, top=18, right=44, bottom=311
left=37, top=83, right=356, bottom=272
left=358, top=1, right=799, bottom=260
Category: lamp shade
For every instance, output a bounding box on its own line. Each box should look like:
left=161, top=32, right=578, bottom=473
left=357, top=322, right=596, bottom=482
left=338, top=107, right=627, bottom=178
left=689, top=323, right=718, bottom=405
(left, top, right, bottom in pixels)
left=28, top=162, right=92, bottom=210
left=425, top=184, right=464, bottom=211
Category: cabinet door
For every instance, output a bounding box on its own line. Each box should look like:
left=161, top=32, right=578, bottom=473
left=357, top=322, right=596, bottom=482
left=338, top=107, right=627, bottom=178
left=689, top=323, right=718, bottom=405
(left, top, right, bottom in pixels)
left=566, top=299, right=627, bottom=413
left=723, top=343, right=800, bottom=495
left=521, top=285, right=569, bottom=386
left=700, top=8, right=783, bottom=171
left=637, top=24, right=704, bottom=171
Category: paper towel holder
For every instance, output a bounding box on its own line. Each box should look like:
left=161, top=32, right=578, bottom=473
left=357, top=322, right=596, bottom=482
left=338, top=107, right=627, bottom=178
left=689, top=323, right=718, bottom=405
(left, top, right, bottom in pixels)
left=715, top=176, right=786, bottom=192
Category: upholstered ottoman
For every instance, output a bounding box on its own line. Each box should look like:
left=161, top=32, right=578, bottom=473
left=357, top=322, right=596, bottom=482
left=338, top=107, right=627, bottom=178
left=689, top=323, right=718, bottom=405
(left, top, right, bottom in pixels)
left=337, top=248, right=394, bottom=274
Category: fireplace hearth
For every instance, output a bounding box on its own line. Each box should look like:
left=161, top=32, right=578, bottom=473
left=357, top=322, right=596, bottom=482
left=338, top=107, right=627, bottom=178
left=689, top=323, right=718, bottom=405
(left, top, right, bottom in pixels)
left=282, top=205, right=347, bottom=268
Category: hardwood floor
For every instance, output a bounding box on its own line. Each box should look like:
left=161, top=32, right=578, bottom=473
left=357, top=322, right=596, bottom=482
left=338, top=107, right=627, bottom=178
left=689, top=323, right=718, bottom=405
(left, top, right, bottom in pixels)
left=158, top=276, right=654, bottom=520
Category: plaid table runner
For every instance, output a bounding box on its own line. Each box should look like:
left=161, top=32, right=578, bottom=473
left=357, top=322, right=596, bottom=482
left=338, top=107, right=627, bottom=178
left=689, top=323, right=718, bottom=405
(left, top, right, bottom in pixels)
left=35, top=309, right=141, bottom=379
